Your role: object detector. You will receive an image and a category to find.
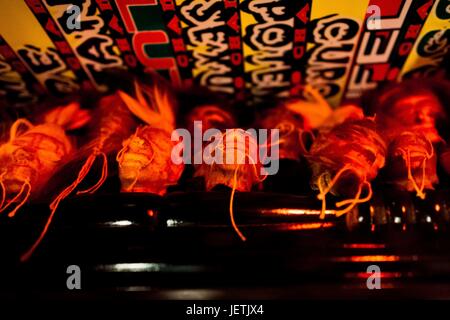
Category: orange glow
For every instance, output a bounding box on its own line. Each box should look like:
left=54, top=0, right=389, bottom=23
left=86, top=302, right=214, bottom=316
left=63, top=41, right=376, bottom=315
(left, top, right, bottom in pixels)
left=343, top=243, right=386, bottom=249
left=147, top=210, right=155, bottom=217
left=345, top=272, right=407, bottom=279
left=286, top=222, right=334, bottom=230
left=435, top=204, right=441, bottom=212
left=260, top=208, right=336, bottom=216
left=333, top=255, right=402, bottom=262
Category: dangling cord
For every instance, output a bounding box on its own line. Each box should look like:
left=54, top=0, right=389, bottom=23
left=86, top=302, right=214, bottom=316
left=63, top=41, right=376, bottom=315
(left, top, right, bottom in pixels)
left=419, top=158, right=427, bottom=194
left=0, top=171, right=7, bottom=210
left=21, top=150, right=101, bottom=262
left=116, top=137, right=155, bottom=192
left=206, top=131, right=263, bottom=241
left=0, top=180, right=31, bottom=216
left=21, top=179, right=77, bottom=262
left=335, top=181, right=372, bottom=217
left=317, top=174, right=328, bottom=220
left=7, top=181, right=31, bottom=218
left=9, top=119, right=33, bottom=142
left=122, top=175, right=140, bottom=193
left=405, top=149, right=426, bottom=199
left=116, top=129, right=140, bottom=168
left=316, top=164, right=353, bottom=219
left=229, top=166, right=246, bottom=241
left=21, top=162, right=91, bottom=262
left=77, top=151, right=108, bottom=194
left=116, top=140, right=131, bottom=167
left=76, top=134, right=111, bottom=195
left=116, top=137, right=137, bottom=191
left=424, top=135, right=434, bottom=159
left=416, top=138, right=433, bottom=199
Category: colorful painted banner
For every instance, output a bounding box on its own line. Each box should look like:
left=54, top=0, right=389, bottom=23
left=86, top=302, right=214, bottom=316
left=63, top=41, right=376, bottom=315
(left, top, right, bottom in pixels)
left=36, top=0, right=127, bottom=92
left=344, top=0, right=435, bottom=101
left=0, top=37, right=41, bottom=108
left=290, top=0, right=312, bottom=97
left=157, top=0, right=194, bottom=87
left=94, top=0, right=142, bottom=72
left=0, top=0, right=449, bottom=108
left=24, top=0, right=97, bottom=92
left=240, top=0, right=300, bottom=100
left=175, top=0, right=235, bottom=95
left=400, top=0, right=450, bottom=79
left=305, top=0, right=370, bottom=107
left=0, top=0, right=79, bottom=97
left=222, top=0, right=246, bottom=100
left=112, top=0, right=181, bottom=85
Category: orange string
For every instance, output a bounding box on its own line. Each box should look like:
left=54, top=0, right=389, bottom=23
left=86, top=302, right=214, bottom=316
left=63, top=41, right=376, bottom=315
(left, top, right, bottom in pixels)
left=420, top=158, right=427, bottom=194
left=425, top=136, right=434, bottom=159
left=9, top=119, right=33, bottom=142
left=116, top=142, right=129, bottom=167
left=0, top=172, right=6, bottom=210
left=316, top=164, right=353, bottom=219
left=202, top=131, right=267, bottom=242
left=77, top=152, right=108, bottom=194
left=20, top=151, right=100, bottom=262
left=335, top=181, right=372, bottom=217
left=317, top=164, right=353, bottom=200
left=123, top=175, right=140, bottom=192
left=116, top=130, right=140, bottom=168
left=405, top=149, right=426, bottom=199
left=7, top=181, right=31, bottom=218
left=0, top=182, right=5, bottom=210
left=317, top=174, right=328, bottom=220
left=0, top=180, right=30, bottom=216
left=116, top=134, right=156, bottom=192
left=229, top=166, right=246, bottom=241
left=21, top=199, right=58, bottom=262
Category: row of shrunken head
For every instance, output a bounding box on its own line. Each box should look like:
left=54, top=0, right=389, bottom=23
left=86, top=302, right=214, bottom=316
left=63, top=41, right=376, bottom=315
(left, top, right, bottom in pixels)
left=1, top=71, right=450, bottom=262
